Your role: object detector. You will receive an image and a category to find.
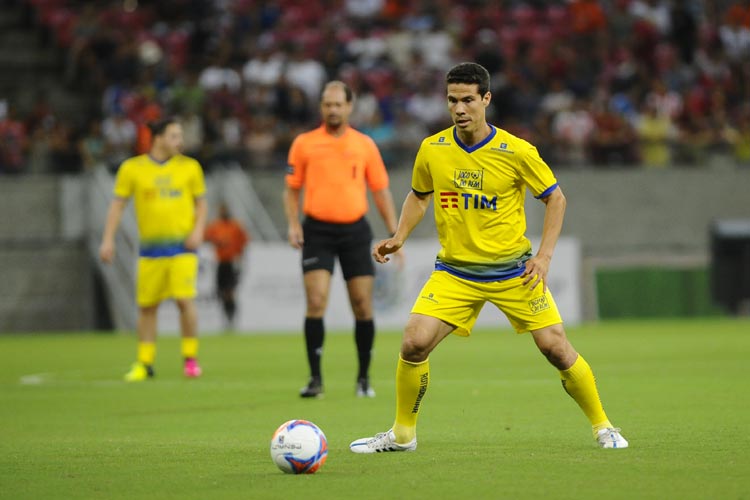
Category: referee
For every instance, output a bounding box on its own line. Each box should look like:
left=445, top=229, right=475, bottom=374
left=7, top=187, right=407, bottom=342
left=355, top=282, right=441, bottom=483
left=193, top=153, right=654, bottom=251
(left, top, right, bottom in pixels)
left=283, top=81, right=400, bottom=398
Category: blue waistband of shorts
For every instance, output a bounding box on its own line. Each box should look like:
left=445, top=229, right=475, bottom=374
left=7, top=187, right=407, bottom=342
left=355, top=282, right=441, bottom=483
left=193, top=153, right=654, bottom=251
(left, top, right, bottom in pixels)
left=139, top=244, right=194, bottom=257
left=435, top=261, right=527, bottom=282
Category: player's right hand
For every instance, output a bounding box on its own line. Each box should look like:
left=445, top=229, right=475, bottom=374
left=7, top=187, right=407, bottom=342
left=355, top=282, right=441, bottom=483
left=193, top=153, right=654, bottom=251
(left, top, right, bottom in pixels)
left=99, top=240, right=115, bottom=264
left=372, top=238, right=403, bottom=264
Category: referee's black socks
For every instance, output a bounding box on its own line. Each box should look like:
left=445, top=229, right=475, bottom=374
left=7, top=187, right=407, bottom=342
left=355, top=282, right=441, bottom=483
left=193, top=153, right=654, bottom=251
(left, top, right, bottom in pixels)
left=355, top=319, right=375, bottom=380
left=304, top=317, right=325, bottom=379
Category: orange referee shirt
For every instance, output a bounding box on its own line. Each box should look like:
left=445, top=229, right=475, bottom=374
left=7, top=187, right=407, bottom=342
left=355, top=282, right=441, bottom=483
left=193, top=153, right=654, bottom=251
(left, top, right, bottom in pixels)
left=285, top=125, right=390, bottom=224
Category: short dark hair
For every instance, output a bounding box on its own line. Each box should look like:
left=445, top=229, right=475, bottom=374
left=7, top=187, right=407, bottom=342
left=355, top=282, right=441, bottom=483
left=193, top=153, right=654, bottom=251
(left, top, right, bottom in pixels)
left=321, top=81, right=354, bottom=103
left=148, top=117, right=178, bottom=137
left=446, top=63, right=491, bottom=96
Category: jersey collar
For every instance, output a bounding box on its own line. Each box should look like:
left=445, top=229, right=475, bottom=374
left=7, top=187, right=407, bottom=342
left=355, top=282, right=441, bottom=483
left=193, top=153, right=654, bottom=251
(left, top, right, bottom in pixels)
left=452, top=124, right=496, bottom=153
left=148, top=154, right=172, bottom=166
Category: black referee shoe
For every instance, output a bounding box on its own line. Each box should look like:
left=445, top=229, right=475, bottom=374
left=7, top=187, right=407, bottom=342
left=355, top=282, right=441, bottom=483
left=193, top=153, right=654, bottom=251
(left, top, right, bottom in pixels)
left=299, top=377, right=323, bottom=398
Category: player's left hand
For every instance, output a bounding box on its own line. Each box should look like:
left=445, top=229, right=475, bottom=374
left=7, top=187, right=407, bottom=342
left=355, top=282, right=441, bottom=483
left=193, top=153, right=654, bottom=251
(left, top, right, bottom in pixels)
left=521, top=254, right=551, bottom=293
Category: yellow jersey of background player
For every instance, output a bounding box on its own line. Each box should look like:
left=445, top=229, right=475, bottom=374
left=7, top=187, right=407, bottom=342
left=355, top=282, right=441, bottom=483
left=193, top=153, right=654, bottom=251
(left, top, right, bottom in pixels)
left=114, top=152, right=205, bottom=257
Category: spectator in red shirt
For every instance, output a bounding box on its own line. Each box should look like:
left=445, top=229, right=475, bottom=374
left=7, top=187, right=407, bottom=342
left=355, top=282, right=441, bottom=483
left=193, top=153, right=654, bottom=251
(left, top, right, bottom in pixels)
left=726, top=1, right=750, bottom=29
left=569, top=0, right=608, bottom=36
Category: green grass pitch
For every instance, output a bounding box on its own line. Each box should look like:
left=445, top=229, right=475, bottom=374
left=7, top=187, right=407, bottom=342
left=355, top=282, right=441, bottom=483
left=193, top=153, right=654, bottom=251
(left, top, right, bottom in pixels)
left=2, top=318, right=749, bottom=500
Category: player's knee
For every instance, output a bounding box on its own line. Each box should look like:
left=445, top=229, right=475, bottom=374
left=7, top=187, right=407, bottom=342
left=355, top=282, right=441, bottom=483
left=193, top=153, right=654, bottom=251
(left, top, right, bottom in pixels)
left=539, top=338, right=576, bottom=369
left=533, top=325, right=575, bottom=369
left=400, top=342, right=429, bottom=362
left=306, top=294, right=328, bottom=316
left=350, top=296, right=372, bottom=319
left=400, top=325, right=431, bottom=362
left=175, top=299, right=195, bottom=313
left=539, top=344, right=564, bottom=368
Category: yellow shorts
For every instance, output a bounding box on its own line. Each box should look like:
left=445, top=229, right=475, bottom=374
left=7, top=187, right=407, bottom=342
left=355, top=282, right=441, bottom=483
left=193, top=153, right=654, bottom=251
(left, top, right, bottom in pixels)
left=136, top=253, right=198, bottom=307
left=410, top=270, right=562, bottom=336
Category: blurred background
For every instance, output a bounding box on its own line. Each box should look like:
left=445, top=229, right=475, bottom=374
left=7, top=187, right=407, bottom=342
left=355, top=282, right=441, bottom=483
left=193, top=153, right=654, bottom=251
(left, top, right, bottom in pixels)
left=0, top=0, right=749, bottom=332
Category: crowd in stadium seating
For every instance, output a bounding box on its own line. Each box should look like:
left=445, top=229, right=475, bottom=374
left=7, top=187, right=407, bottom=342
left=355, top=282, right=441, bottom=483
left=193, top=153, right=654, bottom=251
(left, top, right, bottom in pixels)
left=1, top=0, right=749, bottom=174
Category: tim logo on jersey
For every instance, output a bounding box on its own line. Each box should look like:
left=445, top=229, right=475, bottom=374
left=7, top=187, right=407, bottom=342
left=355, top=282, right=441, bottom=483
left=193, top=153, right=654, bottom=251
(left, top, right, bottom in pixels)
left=439, top=191, right=497, bottom=210
left=440, top=168, right=496, bottom=211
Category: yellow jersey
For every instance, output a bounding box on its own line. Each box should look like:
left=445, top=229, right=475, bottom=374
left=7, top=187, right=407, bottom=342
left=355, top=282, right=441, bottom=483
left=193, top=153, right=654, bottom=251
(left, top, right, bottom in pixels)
left=412, top=125, right=558, bottom=281
left=113, top=154, right=206, bottom=257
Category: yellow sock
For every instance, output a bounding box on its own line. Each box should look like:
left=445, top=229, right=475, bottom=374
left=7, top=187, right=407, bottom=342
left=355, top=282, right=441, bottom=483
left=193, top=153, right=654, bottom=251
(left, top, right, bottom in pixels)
left=137, top=342, right=156, bottom=366
left=559, top=355, right=612, bottom=437
left=181, top=337, right=199, bottom=359
left=392, top=356, right=429, bottom=443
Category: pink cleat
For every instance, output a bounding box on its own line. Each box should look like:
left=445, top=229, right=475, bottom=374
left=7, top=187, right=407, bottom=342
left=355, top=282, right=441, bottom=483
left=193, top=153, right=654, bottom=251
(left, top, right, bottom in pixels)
left=184, top=358, right=202, bottom=378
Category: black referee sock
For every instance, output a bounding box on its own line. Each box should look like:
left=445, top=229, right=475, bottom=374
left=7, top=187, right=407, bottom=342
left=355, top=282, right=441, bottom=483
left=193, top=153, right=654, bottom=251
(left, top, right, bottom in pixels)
left=355, top=319, right=375, bottom=380
left=304, top=318, right=325, bottom=380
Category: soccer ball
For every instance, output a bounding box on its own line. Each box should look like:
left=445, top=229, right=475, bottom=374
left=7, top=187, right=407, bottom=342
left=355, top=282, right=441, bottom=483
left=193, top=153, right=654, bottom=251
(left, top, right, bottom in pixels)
left=270, top=420, right=328, bottom=474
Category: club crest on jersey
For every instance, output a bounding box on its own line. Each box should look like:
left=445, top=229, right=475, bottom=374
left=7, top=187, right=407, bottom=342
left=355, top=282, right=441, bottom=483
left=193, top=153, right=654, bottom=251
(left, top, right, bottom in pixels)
left=454, top=169, right=483, bottom=190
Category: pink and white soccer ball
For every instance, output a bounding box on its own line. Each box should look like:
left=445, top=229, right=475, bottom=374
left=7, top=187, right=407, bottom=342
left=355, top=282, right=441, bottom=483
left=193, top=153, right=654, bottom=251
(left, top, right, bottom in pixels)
left=270, top=420, right=328, bottom=474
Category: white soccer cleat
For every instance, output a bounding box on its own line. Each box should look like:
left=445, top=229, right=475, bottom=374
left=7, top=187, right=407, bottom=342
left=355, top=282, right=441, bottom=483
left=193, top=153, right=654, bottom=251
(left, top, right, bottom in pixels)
left=596, top=428, right=629, bottom=449
left=350, top=429, right=417, bottom=453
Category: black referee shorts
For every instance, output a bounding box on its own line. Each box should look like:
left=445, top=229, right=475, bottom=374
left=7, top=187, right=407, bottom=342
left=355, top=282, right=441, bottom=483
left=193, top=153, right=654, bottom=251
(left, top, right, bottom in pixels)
left=301, top=216, right=374, bottom=280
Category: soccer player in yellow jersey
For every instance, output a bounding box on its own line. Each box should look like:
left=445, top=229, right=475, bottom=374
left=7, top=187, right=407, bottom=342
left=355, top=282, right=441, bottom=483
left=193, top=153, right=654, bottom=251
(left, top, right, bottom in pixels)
left=350, top=63, right=628, bottom=451
left=99, top=117, right=208, bottom=382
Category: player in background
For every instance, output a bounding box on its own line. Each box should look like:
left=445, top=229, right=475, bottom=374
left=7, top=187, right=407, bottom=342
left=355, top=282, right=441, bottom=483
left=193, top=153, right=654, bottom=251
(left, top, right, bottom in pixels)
left=204, top=203, right=250, bottom=330
left=350, top=63, right=628, bottom=451
left=283, top=81, right=400, bottom=398
left=99, top=117, right=207, bottom=381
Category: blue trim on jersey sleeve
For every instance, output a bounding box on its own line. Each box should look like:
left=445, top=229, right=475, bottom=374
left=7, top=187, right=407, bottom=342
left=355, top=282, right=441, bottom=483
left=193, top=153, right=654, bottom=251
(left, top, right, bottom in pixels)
left=452, top=124, right=497, bottom=153
left=139, top=243, right=195, bottom=257
left=412, top=188, right=434, bottom=196
left=535, top=183, right=559, bottom=199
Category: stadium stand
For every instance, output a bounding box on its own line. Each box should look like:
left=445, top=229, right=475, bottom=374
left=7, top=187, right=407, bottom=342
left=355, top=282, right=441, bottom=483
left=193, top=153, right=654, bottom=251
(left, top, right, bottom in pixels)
left=1, top=0, right=748, bottom=173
